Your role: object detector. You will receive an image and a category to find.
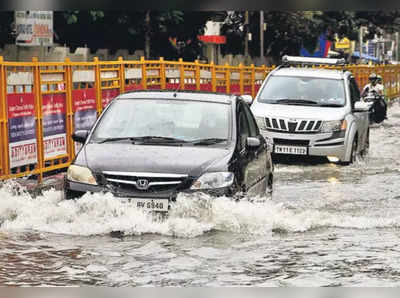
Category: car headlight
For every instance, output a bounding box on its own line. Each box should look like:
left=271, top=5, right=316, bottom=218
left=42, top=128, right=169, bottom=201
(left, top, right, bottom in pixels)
left=190, top=172, right=234, bottom=190
left=67, top=165, right=98, bottom=185
left=255, top=116, right=267, bottom=130
left=320, top=120, right=347, bottom=133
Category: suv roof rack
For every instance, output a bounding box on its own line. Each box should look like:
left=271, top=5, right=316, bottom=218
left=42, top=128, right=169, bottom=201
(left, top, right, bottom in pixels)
left=281, top=55, right=346, bottom=66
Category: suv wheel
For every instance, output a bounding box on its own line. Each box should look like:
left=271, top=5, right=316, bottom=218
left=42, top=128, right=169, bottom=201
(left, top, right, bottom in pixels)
left=341, top=137, right=358, bottom=165
left=266, top=174, right=273, bottom=197
left=361, top=129, right=370, bottom=157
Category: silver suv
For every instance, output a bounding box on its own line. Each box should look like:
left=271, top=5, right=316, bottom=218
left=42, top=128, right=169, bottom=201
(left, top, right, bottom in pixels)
left=250, top=56, right=370, bottom=164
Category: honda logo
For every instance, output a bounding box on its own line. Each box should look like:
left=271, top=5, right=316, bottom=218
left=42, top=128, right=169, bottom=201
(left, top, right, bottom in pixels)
left=136, top=179, right=150, bottom=190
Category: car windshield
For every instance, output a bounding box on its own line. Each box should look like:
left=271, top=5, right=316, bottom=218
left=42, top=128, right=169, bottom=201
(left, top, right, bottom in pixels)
left=258, top=76, right=346, bottom=106
left=91, top=98, right=231, bottom=143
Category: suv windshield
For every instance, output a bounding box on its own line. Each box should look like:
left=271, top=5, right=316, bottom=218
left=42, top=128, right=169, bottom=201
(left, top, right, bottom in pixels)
left=259, top=76, right=346, bottom=107
left=91, top=99, right=231, bottom=143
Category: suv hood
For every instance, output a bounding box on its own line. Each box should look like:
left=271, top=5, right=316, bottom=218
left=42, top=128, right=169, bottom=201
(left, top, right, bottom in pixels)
left=82, top=143, right=232, bottom=177
left=251, top=102, right=347, bottom=121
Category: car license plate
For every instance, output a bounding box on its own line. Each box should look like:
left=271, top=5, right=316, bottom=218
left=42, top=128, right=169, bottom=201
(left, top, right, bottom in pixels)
left=274, top=145, right=307, bottom=155
left=134, top=198, right=169, bottom=212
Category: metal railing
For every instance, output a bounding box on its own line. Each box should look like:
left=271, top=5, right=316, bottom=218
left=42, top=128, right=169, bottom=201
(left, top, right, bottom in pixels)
left=0, top=56, right=399, bottom=182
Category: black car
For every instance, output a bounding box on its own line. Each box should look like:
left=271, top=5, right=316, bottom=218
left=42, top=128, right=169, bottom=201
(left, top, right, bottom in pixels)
left=64, top=91, right=274, bottom=212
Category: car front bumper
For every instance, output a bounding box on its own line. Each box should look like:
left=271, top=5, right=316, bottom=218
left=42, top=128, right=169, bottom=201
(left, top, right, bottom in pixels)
left=261, top=130, right=347, bottom=161
left=64, top=179, right=233, bottom=201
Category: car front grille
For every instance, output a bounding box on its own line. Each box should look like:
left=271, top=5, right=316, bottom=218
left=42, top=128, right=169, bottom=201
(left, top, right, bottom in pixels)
left=102, top=171, right=189, bottom=193
left=264, top=117, right=322, bottom=133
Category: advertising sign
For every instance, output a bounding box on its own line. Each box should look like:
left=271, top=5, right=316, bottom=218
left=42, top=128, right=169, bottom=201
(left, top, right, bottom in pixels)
left=42, top=94, right=67, bottom=159
left=15, top=11, right=53, bottom=46
left=72, top=89, right=97, bottom=152
left=7, top=93, right=38, bottom=168
left=101, top=89, right=120, bottom=108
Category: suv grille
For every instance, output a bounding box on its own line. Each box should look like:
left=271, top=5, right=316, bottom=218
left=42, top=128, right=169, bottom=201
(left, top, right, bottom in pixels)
left=102, top=171, right=189, bottom=193
left=264, top=117, right=322, bottom=133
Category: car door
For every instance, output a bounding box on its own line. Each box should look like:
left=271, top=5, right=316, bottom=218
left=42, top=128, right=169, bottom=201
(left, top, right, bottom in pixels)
left=349, top=76, right=368, bottom=145
left=237, top=101, right=268, bottom=196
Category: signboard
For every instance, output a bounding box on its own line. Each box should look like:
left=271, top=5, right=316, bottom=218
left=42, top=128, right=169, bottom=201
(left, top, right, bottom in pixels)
left=335, top=37, right=351, bottom=49
left=72, top=89, right=97, bottom=152
left=42, top=94, right=67, bottom=158
left=15, top=11, right=53, bottom=46
left=101, top=89, right=120, bottom=108
left=7, top=93, right=38, bottom=168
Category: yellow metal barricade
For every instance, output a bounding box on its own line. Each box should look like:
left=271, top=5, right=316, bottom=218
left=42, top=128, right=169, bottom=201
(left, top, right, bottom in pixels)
left=1, top=56, right=400, bottom=182
left=2, top=60, right=40, bottom=180
left=96, top=58, right=123, bottom=111
left=70, top=61, right=98, bottom=156
left=37, top=61, right=72, bottom=178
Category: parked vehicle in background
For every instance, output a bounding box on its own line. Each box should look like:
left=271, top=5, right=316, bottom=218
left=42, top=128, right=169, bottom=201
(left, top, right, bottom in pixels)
left=64, top=91, right=274, bottom=212
left=250, top=56, right=370, bottom=165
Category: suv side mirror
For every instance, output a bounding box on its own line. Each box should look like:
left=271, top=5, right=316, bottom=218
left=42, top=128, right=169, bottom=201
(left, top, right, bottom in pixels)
left=246, top=137, right=260, bottom=149
left=241, top=95, right=253, bottom=105
left=72, top=130, right=89, bottom=144
left=353, top=101, right=370, bottom=112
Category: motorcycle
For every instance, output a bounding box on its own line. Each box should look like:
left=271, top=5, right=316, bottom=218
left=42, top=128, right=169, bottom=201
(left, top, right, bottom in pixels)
left=362, top=90, right=387, bottom=124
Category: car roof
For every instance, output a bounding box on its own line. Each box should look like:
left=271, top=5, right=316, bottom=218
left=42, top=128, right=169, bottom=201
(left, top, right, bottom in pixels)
left=117, top=90, right=236, bottom=104
left=272, top=67, right=348, bottom=80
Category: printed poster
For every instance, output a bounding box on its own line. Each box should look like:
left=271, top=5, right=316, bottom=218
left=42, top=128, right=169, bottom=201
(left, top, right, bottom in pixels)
left=72, top=89, right=97, bottom=152
left=42, top=93, right=67, bottom=159
left=101, top=88, right=120, bottom=108
left=7, top=93, right=38, bottom=168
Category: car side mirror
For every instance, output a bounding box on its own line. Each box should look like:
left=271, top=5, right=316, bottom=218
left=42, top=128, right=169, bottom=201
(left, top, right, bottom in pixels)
left=353, top=101, right=370, bottom=112
left=246, top=137, right=261, bottom=149
left=241, top=95, right=253, bottom=105
left=72, top=130, right=89, bottom=144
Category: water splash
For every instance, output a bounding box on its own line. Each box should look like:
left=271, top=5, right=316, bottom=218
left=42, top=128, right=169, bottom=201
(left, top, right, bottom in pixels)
left=0, top=181, right=399, bottom=238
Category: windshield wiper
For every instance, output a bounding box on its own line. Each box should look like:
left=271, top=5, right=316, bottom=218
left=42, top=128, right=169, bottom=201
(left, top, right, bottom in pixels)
left=317, top=103, right=344, bottom=107
left=130, top=136, right=188, bottom=144
left=276, top=99, right=319, bottom=105
left=97, top=136, right=187, bottom=144
left=191, top=138, right=227, bottom=145
left=97, top=137, right=136, bottom=144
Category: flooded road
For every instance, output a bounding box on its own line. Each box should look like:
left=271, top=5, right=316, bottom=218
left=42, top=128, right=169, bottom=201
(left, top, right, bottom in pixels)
left=1, top=103, right=400, bottom=286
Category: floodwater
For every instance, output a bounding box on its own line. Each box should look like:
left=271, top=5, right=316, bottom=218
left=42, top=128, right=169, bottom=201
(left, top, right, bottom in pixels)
left=1, top=103, right=400, bottom=286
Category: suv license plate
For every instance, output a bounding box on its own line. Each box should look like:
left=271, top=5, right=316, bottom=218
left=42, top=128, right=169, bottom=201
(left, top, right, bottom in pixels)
left=274, top=145, right=307, bottom=155
left=134, top=198, right=169, bottom=212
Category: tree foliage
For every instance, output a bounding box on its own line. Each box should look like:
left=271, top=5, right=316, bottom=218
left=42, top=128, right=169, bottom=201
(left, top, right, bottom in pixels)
left=221, top=11, right=400, bottom=64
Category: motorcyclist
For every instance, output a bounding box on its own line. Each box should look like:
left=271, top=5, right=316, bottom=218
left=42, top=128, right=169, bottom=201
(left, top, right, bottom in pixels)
left=361, top=73, right=382, bottom=98
left=361, top=73, right=387, bottom=122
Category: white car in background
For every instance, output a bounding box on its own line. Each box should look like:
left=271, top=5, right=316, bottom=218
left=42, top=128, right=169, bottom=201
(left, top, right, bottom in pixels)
left=250, top=56, right=370, bottom=165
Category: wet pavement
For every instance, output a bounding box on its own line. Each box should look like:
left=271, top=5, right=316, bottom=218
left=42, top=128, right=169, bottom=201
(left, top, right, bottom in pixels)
left=1, top=102, right=400, bottom=286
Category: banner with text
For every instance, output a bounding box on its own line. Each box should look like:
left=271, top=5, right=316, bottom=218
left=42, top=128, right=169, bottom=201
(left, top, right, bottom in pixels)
left=7, top=93, right=38, bottom=168
left=42, top=93, right=67, bottom=159
left=101, top=89, right=120, bottom=108
left=73, top=89, right=97, bottom=152
left=15, top=11, right=53, bottom=46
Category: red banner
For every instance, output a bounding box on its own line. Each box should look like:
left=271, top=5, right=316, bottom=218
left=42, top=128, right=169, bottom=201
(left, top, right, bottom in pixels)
left=101, top=88, right=120, bottom=108
left=7, top=93, right=37, bottom=168
left=42, top=93, right=67, bottom=159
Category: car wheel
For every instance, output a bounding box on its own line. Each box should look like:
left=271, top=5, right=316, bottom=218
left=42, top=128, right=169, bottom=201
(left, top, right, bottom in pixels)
left=266, top=174, right=273, bottom=197
left=361, top=129, right=370, bottom=157
left=341, top=137, right=358, bottom=166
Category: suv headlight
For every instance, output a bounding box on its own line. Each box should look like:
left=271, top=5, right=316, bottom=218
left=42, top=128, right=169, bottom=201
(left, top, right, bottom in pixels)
left=320, top=120, right=347, bottom=133
left=255, top=116, right=267, bottom=130
left=67, top=165, right=98, bottom=185
left=190, top=172, right=234, bottom=190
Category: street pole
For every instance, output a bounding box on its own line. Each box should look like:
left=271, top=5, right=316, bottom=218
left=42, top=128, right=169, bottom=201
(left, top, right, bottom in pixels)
left=260, top=11, right=264, bottom=59
left=244, top=11, right=249, bottom=57
left=396, top=32, right=399, bottom=62
left=359, top=26, right=363, bottom=63
left=145, top=11, right=151, bottom=59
